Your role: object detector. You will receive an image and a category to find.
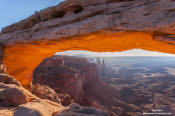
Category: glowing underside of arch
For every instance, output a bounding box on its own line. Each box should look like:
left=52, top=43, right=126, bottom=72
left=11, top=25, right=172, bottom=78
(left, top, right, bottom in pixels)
left=3, top=31, right=175, bottom=88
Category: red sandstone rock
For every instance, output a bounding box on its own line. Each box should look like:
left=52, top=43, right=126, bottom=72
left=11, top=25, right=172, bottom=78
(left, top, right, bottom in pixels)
left=32, top=83, right=72, bottom=106
left=0, top=72, right=109, bottom=116
left=0, top=82, right=37, bottom=107
left=13, top=99, right=65, bottom=116
left=0, top=63, right=6, bottom=74
left=33, top=55, right=142, bottom=115
left=0, top=83, right=27, bottom=106
left=0, top=74, right=21, bottom=86
left=33, top=56, right=92, bottom=105
left=0, top=0, right=175, bottom=44
left=57, top=94, right=72, bottom=106
left=32, top=84, right=61, bottom=104
left=54, top=103, right=110, bottom=116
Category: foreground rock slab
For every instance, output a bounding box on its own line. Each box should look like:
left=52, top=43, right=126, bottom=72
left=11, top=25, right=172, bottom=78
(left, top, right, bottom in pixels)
left=0, top=74, right=37, bottom=107
left=0, top=73, right=110, bottom=116
left=0, top=107, right=14, bottom=116
left=14, top=100, right=65, bottom=116
left=54, top=104, right=110, bottom=116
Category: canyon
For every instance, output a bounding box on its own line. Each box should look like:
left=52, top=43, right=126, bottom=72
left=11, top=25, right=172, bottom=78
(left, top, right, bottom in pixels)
left=96, top=56, right=175, bottom=115
left=32, top=55, right=143, bottom=116
left=0, top=0, right=175, bottom=116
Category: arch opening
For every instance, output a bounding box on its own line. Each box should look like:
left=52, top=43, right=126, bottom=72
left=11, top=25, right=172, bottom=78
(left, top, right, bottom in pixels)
left=32, top=49, right=175, bottom=115
left=3, top=31, right=175, bottom=88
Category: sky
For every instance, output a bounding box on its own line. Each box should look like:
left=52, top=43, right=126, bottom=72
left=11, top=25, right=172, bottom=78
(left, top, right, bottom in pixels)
left=55, top=49, right=175, bottom=57
left=0, top=0, right=64, bottom=31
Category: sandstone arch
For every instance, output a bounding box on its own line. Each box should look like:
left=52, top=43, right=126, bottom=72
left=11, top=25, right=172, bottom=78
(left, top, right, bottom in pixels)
left=2, top=31, right=175, bottom=88
left=0, top=0, right=175, bottom=88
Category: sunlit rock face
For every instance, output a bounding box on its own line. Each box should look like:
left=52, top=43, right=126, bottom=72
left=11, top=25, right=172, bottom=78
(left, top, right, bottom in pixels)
left=0, top=0, right=175, bottom=87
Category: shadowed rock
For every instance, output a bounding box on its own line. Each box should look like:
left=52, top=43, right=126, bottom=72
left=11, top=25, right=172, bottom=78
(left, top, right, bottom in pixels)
left=32, top=84, right=72, bottom=106
left=0, top=74, right=21, bottom=86
left=14, top=99, right=65, bottom=116
left=0, top=82, right=33, bottom=107
left=54, top=103, right=110, bottom=116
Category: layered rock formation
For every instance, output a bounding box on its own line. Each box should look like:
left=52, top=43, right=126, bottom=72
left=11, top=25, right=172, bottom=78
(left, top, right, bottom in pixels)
left=33, top=56, right=93, bottom=105
left=33, top=55, right=144, bottom=115
left=0, top=74, right=66, bottom=116
left=1, top=0, right=175, bottom=43
left=0, top=72, right=110, bottom=116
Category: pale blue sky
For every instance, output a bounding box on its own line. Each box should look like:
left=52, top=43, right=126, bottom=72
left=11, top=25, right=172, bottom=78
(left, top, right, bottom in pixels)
left=0, top=0, right=64, bottom=31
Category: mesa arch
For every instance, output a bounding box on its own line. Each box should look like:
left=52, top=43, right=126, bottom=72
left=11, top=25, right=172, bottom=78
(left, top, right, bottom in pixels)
left=0, top=0, right=175, bottom=88
left=2, top=31, right=175, bottom=88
